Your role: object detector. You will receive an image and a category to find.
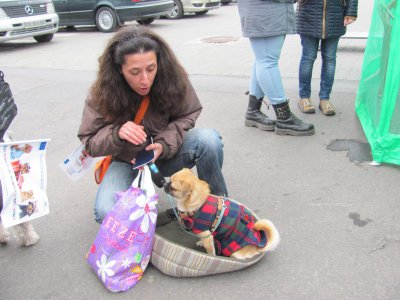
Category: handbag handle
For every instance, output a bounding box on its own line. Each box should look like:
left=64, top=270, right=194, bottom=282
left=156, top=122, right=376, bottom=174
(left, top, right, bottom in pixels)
left=132, top=165, right=155, bottom=197
left=93, top=96, right=151, bottom=185
left=134, top=95, right=150, bottom=124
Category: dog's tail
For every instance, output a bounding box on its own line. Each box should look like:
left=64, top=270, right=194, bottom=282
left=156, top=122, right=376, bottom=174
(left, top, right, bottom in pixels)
left=254, top=219, right=280, bottom=252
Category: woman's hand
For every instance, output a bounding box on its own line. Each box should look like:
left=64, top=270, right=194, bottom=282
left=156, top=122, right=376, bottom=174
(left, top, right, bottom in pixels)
left=344, top=16, right=356, bottom=26
left=130, top=142, right=163, bottom=165
left=119, top=121, right=147, bottom=145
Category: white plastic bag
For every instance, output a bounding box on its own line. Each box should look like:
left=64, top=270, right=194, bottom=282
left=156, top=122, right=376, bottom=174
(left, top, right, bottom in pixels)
left=132, top=165, right=155, bottom=197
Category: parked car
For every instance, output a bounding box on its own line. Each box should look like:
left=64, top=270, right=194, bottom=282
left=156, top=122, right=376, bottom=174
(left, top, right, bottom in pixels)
left=53, top=0, right=174, bottom=33
left=165, top=0, right=220, bottom=19
left=0, top=0, right=59, bottom=43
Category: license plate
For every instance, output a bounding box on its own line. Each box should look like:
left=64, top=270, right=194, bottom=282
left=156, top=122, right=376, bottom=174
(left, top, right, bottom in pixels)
left=24, top=20, right=46, bottom=29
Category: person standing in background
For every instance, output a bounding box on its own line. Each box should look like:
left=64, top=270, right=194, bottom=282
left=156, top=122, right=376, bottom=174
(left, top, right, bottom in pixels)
left=297, top=0, right=358, bottom=116
left=237, top=0, right=315, bottom=136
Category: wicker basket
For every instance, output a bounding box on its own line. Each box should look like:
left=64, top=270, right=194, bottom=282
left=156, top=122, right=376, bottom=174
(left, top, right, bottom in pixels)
left=151, top=199, right=265, bottom=277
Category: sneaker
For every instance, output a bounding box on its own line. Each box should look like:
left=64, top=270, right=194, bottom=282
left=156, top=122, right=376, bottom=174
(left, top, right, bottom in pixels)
left=298, top=98, right=315, bottom=114
left=319, top=100, right=336, bottom=116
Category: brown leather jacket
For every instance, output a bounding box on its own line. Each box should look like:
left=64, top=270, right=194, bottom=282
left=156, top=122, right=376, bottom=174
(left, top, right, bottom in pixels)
left=77, top=80, right=202, bottom=163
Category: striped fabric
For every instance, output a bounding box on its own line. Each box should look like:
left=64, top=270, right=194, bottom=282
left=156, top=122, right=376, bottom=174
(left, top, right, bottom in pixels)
left=150, top=198, right=265, bottom=277
left=151, top=233, right=264, bottom=277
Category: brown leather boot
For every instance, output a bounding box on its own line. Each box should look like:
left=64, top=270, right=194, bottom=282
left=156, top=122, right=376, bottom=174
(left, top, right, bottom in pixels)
left=319, top=100, right=336, bottom=116
left=298, top=98, right=316, bottom=114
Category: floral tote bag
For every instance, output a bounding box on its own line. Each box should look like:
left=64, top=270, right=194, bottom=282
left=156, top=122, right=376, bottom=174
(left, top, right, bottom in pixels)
left=86, top=165, right=158, bottom=292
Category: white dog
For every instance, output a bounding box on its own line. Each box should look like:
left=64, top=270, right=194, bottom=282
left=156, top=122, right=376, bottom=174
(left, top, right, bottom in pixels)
left=0, top=131, right=40, bottom=247
left=0, top=221, right=40, bottom=247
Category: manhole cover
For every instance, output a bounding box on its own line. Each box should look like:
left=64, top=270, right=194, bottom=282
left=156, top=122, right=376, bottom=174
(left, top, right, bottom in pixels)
left=201, top=36, right=239, bottom=43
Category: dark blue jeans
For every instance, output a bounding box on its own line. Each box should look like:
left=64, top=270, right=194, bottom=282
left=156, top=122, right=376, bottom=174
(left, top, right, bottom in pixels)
left=93, top=128, right=228, bottom=223
left=299, top=35, right=340, bottom=100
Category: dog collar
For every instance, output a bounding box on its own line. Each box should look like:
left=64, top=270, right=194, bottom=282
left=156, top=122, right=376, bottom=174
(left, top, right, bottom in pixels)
left=176, top=195, right=227, bottom=233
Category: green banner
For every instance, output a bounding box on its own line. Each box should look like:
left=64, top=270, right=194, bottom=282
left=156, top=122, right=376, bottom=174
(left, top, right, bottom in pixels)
left=355, top=0, right=400, bottom=165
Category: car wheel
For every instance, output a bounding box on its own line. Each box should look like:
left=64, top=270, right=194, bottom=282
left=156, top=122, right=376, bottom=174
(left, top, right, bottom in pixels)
left=137, top=18, right=155, bottom=25
left=33, top=33, right=54, bottom=43
left=195, top=10, right=208, bottom=16
left=165, top=0, right=183, bottom=20
left=95, top=7, right=118, bottom=33
left=65, top=26, right=75, bottom=31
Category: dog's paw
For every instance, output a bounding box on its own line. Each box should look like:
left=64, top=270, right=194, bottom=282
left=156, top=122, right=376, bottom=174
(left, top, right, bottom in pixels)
left=0, top=229, right=10, bottom=245
left=16, top=222, right=40, bottom=247
left=22, top=231, right=40, bottom=247
left=197, top=239, right=216, bottom=256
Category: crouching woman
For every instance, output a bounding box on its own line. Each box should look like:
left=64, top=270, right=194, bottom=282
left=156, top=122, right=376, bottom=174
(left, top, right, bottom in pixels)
left=78, top=26, right=228, bottom=223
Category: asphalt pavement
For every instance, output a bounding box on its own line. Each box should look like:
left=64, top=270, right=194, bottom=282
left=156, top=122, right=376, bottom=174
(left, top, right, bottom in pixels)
left=1, top=2, right=400, bottom=300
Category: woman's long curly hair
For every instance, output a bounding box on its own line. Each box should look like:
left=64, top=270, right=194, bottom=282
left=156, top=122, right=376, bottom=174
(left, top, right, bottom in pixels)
left=91, top=26, right=187, bottom=122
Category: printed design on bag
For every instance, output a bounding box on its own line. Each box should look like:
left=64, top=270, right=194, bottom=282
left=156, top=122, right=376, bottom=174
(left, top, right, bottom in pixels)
left=11, top=160, right=30, bottom=189
left=115, top=190, right=134, bottom=212
left=77, top=148, right=90, bottom=166
left=10, top=144, right=33, bottom=160
left=18, top=201, right=37, bottom=218
left=121, top=258, right=131, bottom=269
left=103, top=215, right=146, bottom=245
left=126, top=265, right=143, bottom=285
left=21, top=189, right=34, bottom=201
left=134, top=253, right=142, bottom=263
left=129, top=194, right=157, bottom=233
left=96, top=254, right=116, bottom=283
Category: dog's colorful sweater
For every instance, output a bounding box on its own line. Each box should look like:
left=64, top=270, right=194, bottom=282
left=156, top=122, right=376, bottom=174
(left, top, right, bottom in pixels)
left=180, top=195, right=268, bottom=256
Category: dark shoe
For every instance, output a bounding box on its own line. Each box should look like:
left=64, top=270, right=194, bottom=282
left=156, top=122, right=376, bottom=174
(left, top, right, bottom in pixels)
left=245, top=95, right=275, bottom=131
left=272, top=100, right=315, bottom=136
left=166, top=208, right=178, bottom=219
left=156, top=208, right=177, bottom=227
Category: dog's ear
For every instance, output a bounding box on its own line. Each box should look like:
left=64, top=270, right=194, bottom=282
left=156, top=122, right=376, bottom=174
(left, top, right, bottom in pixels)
left=180, top=177, right=195, bottom=199
left=191, top=177, right=210, bottom=201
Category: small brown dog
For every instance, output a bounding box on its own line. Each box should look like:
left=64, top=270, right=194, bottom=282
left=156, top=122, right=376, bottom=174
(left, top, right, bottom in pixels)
left=165, top=168, right=280, bottom=259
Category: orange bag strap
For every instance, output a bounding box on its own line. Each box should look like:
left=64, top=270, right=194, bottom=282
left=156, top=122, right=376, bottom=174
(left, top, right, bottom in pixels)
left=94, top=95, right=150, bottom=185
left=133, top=95, right=150, bottom=124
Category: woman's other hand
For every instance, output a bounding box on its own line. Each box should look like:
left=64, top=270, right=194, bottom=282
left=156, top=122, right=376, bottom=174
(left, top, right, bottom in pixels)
left=119, top=121, right=147, bottom=145
left=344, top=16, right=356, bottom=26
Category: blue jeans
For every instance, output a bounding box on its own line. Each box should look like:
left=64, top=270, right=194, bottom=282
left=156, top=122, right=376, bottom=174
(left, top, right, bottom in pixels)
left=249, top=35, right=287, bottom=105
left=299, top=35, right=340, bottom=100
left=93, top=128, right=228, bottom=223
